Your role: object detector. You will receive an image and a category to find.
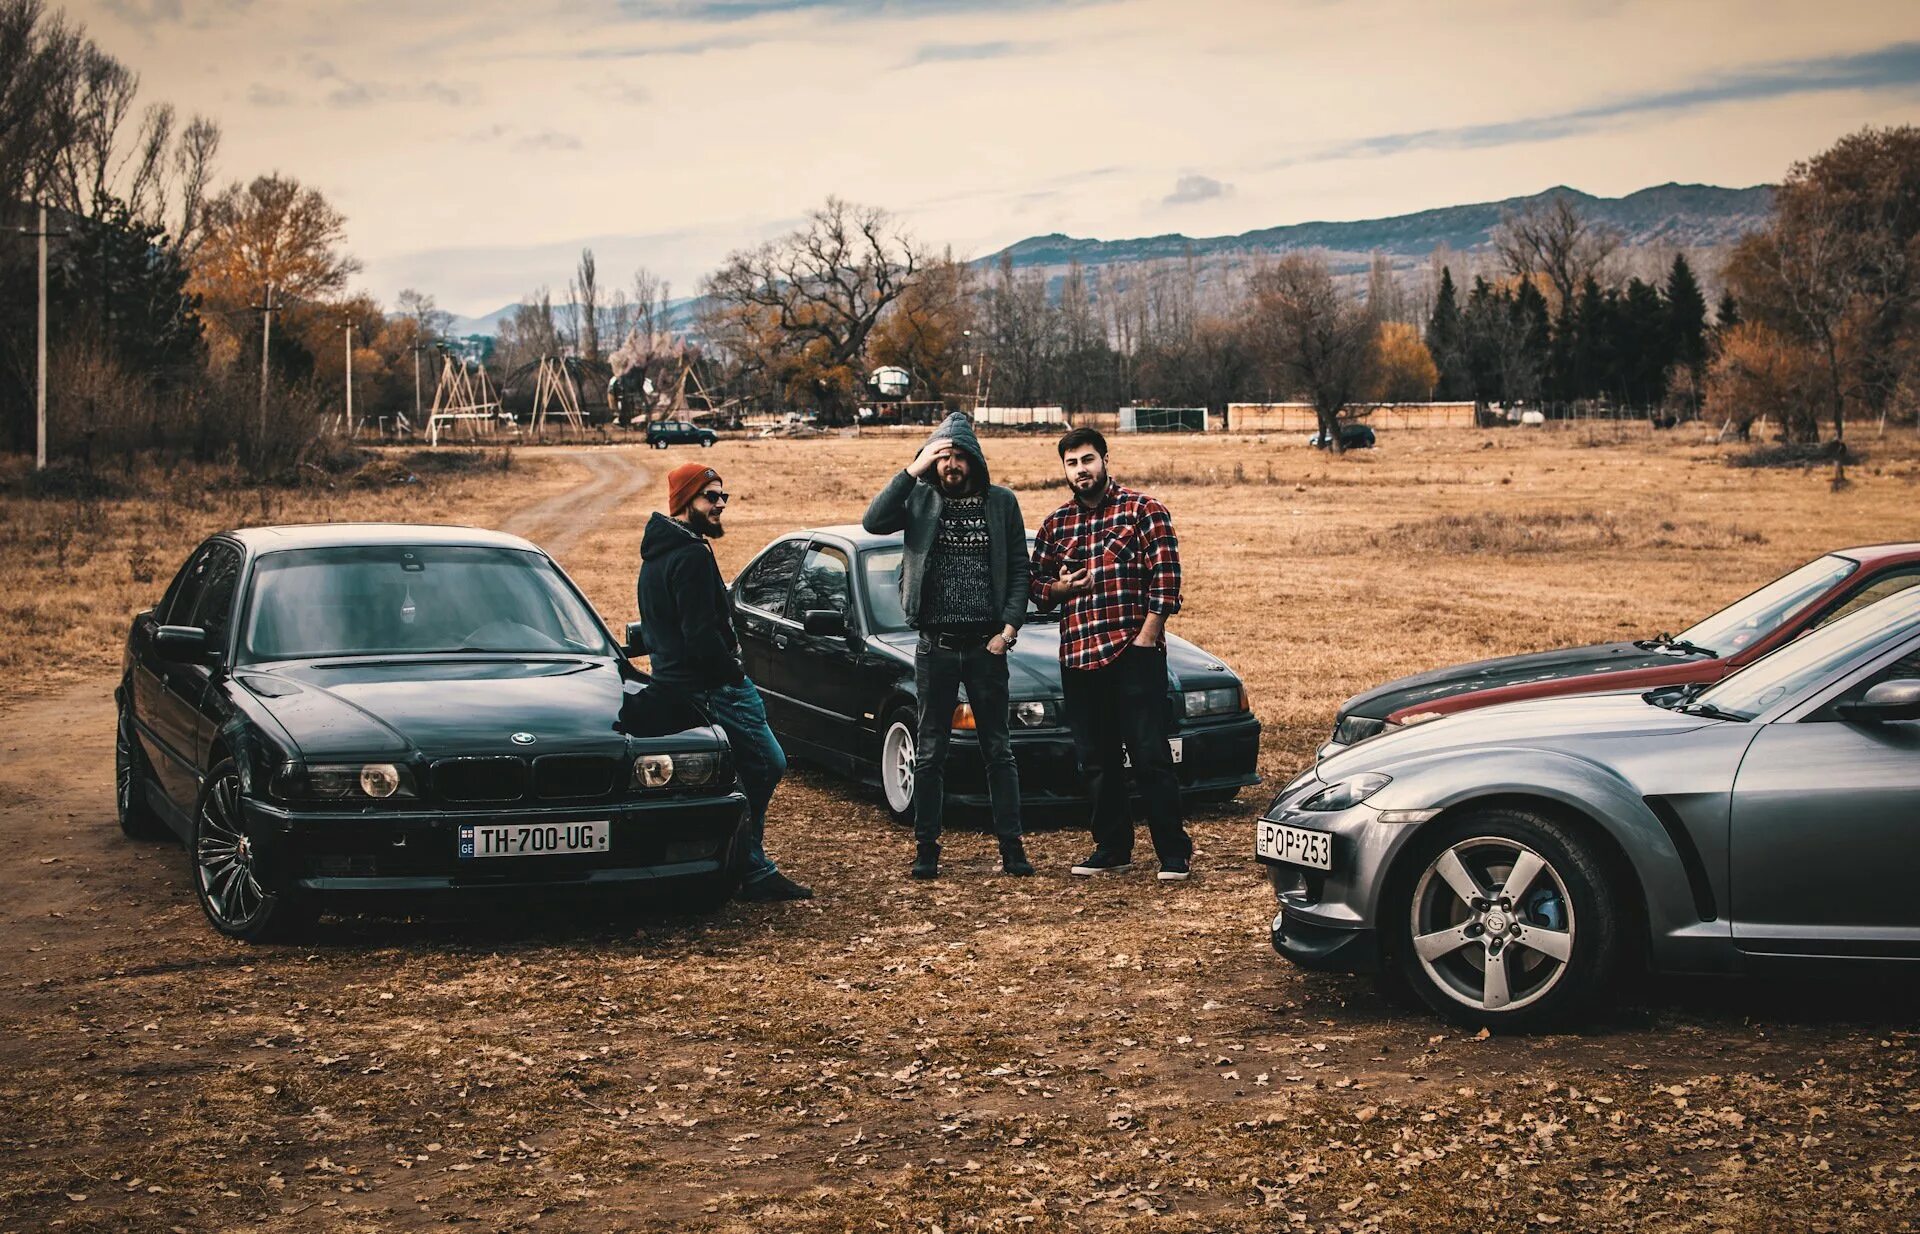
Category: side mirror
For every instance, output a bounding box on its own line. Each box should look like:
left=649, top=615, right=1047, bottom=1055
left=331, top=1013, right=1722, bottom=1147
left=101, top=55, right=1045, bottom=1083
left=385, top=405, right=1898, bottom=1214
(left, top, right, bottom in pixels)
left=623, top=621, right=648, bottom=658
left=154, top=624, right=211, bottom=663
left=1837, top=679, right=1920, bottom=723
left=802, top=609, right=850, bottom=638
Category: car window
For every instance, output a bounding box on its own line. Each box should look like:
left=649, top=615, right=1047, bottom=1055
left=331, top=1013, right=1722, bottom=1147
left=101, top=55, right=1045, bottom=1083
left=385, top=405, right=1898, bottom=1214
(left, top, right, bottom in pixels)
left=738, top=540, right=806, bottom=616
left=189, top=543, right=245, bottom=648
left=161, top=545, right=215, bottom=624
left=860, top=539, right=1044, bottom=634
left=1813, top=568, right=1920, bottom=629
left=1695, top=587, right=1920, bottom=720
left=242, top=545, right=609, bottom=661
left=790, top=545, right=852, bottom=621
left=1676, top=554, right=1859, bottom=655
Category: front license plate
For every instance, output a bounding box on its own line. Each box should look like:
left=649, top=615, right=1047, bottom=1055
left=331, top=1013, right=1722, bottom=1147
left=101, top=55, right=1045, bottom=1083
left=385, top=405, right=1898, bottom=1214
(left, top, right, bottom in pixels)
left=1256, top=820, right=1332, bottom=871
left=1122, top=738, right=1183, bottom=768
left=459, top=821, right=610, bottom=859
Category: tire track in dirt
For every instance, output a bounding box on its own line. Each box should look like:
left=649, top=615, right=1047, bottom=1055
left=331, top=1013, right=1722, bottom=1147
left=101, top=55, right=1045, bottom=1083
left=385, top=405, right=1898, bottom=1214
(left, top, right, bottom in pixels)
left=498, top=447, right=653, bottom=560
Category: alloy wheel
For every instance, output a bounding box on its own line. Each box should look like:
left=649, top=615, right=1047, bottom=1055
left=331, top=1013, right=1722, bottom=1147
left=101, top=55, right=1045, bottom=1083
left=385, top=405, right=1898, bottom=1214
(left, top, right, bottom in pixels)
left=115, top=718, right=135, bottom=817
left=881, top=719, right=916, bottom=816
left=1410, top=836, right=1575, bottom=1014
left=196, top=771, right=267, bottom=928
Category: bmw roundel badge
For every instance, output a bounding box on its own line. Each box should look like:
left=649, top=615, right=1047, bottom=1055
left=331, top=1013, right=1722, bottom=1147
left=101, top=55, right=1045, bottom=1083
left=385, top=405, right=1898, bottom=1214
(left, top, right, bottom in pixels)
left=511, top=732, right=536, bottom=746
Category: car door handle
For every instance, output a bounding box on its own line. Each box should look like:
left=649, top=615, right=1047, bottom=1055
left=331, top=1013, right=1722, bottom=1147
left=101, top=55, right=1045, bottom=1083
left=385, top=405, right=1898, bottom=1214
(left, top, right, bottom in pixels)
left=773, top=633, right=789, bottom=650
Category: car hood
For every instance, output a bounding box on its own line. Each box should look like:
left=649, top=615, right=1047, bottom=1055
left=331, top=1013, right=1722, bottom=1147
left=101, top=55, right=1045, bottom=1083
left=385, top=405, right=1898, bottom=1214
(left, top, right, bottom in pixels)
left=1316, top=689, right=1721, bottom=782
left=1337, top=640, right=1704, bottom=721
left=872, top=625, right=1239, bottom=697
left=238, top=657, right=715, bottom=760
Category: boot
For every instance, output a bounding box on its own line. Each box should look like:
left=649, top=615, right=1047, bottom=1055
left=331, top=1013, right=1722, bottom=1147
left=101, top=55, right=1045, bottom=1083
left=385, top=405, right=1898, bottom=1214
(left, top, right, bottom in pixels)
left=999, top=837, right=1035, bottom=877
left=911, top=842, right=940, bottom=880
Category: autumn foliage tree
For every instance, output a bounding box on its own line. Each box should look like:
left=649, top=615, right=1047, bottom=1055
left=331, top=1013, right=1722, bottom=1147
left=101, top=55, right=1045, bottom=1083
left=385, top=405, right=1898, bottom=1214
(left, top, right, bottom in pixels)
left=1247, top=253, right=1380, bottom=452
left=190, top=173, right=360, bottom=368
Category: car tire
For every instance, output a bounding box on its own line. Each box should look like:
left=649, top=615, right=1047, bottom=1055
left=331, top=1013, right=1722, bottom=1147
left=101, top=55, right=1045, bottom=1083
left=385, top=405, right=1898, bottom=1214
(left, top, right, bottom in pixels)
left=116, top=705, right=173, bottom=841
left=190, top=759, right=317, bottom=942
left=701, top=438, right=714, bottom=448
left=1387, top=806, right=1619, bottom=1033
left=652, top=439, right=669, bottom=450
left=879, top=708, right=917, bottom=826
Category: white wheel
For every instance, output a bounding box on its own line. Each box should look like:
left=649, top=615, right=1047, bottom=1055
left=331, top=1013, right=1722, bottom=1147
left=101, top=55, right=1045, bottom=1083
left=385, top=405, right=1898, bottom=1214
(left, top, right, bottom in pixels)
left=880, top=713, right=916, bottom=823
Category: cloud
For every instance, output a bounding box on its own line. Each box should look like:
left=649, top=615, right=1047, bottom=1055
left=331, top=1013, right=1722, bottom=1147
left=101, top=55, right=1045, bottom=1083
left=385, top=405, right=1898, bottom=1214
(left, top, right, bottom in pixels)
left=1164, top=173, right=1232, bottom=205
left=246, top=83, right=291, bottom=107
left=549, top=33, right=764, bottom=61
left=622, top=0, right=1096, bottom=21
left=1307, top=40, right=1920, bottom=164
left=906, top=39, right=1047, bottom=66
left=514, top=130, right=585, bottom=153
left=99, top=0, right=252, bottom=30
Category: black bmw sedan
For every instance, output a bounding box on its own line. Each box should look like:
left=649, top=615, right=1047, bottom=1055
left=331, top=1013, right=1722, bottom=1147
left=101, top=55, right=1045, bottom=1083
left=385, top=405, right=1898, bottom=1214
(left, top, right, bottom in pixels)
left=116, top=524, right=748, bottom=941
left=724, top=525, right=1262, bottom=820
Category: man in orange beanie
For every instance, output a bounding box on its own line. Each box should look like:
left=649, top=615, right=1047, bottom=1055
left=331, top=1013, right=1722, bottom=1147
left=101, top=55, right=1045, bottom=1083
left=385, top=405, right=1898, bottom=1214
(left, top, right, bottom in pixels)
left=638, top=461, right=812, bottom=902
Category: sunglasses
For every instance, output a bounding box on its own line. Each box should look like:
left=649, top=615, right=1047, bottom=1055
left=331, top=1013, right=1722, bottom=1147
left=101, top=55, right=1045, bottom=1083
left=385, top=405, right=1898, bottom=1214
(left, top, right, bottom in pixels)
left=700, top=490, right=730, bottom=505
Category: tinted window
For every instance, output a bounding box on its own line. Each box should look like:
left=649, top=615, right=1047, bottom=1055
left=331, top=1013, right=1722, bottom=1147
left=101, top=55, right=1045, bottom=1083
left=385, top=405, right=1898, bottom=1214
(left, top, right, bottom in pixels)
left=1677, top=554, right=1858, bottom=655
left=1815, top=568, right=1920, bottom=629
left=738, top=540, right=805, bottom=615
left=162, top=545, right=216, bottom=624
left=790, top=545, right=852, bottom=621
left=860, top=541, right=1045, bottom=634
left=190, top=544, right=244, bottom=647
left=1696, top=587, right=1920, bottom=720
left=242, top=545, right=609, bottom=661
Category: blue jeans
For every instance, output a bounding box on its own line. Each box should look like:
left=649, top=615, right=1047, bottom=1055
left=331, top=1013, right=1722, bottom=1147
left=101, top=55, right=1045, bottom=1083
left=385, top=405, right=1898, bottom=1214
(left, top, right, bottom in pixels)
left=689, top=678, right=788, bottom=885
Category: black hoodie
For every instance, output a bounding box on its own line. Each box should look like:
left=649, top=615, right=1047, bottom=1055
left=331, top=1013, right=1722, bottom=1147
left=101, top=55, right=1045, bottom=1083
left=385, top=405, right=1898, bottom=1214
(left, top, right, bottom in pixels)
left=637, top=512, right=745, bottom=690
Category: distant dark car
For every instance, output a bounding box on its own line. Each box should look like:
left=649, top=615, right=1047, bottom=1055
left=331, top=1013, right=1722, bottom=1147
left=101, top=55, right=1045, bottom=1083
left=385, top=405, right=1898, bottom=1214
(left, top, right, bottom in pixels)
left=1324, top=544, right=1920, bottom=754
left=717, top=526, right=1262, bottom=820
left=645, top=419, right=717, bottom=449
left=1308, top=422, right=1375, bottom=450
left=116, top=525, right=747, bottom=941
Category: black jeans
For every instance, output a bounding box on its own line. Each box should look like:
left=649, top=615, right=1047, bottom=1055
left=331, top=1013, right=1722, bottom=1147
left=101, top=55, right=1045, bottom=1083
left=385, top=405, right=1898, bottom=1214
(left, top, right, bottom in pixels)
left=1061, top=644, right=1190, bottom=863
left=913, top=633, right=1022, bottom=846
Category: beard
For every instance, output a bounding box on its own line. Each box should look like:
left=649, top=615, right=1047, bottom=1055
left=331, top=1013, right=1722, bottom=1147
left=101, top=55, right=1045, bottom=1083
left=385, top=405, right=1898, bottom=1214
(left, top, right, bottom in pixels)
left=685, top=508, right=725, bottom=538
left=1070, top=464, right=1108, bottom=498
left=936, top=465, right=975, bottom=496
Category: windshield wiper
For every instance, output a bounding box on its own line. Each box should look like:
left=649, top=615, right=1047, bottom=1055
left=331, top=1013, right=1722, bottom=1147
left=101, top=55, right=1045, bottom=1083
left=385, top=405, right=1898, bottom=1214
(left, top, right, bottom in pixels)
left=1678, top=700, right=1747, bottom=722
left=1634, top=632, right=1718, bottom=658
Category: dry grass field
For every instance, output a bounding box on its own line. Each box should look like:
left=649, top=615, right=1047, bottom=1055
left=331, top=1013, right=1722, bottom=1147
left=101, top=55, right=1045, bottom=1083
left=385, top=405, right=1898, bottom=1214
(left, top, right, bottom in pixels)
left=4, top=424, right=1920, bottom=1233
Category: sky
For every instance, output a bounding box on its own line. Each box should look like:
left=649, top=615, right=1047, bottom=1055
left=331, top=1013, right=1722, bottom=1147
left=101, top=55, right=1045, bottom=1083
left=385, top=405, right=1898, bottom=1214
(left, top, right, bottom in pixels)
left=71, top=0, right=1920, bottom=318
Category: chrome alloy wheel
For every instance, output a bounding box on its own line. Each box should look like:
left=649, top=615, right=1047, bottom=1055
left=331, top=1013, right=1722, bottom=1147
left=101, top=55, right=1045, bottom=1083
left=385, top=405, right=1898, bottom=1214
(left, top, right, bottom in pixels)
left=115, top=717, right=136, bottom=817
left=196, top=771, right=267, bottom=928
left=1410, top=836, right=1575, bottom=1014
left=881, top=718, right=916, bottom=817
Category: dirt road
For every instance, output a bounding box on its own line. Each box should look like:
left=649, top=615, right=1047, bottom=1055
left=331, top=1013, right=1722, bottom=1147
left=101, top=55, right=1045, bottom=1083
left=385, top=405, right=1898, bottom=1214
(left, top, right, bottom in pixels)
left=4, top=444, right=1920, bottom=1232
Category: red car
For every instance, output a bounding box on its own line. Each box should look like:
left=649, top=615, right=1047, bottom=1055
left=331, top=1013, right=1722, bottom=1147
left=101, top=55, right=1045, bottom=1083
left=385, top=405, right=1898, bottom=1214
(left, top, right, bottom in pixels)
left=1324, top=543, right=1920, bottom=753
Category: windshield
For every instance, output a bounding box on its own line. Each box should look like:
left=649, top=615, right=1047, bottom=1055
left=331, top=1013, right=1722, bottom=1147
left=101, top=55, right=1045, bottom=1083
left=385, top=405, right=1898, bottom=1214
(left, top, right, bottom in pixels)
left=1676, top=554, right=1858, bottom=656
left=1692, top=586, right=1920, bottom=720
left=860, top=541, right=1046, bottom=635
left=242, top=545, right=612, bottom=661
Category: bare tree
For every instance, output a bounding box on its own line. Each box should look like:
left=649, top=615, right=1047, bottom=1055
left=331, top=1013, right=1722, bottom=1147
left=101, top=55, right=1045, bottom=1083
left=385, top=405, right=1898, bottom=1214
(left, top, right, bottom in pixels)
left=1247, top=252, right=1380, bottom=453
left=631, top=266, right=671, bottom=346
left=1494, top=195, right=1620, bottom=312
left=0, top=0, right=87, bottom=202
left=172, top=113, right=220, bottom=252
left=705, top=196, right=922, bottom=423
left=569, top=247, right=600, bottom=362
left=395, top=289, right=453, bottom=341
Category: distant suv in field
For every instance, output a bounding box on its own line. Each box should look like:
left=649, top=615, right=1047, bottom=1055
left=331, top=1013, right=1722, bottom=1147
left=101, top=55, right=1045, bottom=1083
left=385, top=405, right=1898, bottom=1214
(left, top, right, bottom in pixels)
left=645, top=419, right=718, bottom=449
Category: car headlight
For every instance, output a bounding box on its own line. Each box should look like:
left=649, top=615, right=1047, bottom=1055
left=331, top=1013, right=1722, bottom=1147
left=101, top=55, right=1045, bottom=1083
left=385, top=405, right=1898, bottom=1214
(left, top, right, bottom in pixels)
left=1331, top=714, right=1387, bottom=746
left=668, top=750, right=731, bottom=788
left=1182, top=685, right=1245, bottom=718
left=1013, top=699, right=1061, bottom=729
left=271, top=762, right=418, bottom=801
left=1298, top=772, right=1392, bottom=811
left=632, top=754, right=675, bottom=788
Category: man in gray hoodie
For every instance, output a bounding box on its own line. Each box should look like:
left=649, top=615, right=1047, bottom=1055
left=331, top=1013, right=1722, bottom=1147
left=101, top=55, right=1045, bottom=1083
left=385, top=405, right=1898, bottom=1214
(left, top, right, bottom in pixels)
left=863, top=412, right=1032, bottom=879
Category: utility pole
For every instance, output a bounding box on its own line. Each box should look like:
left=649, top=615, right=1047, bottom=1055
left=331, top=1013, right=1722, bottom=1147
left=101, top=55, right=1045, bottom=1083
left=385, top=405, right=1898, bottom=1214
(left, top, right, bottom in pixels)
left=254, top=282, right=276, bottom=444
left=12, top=206, right=67, bottom=471
left=343, top=318, right=354, bottom=433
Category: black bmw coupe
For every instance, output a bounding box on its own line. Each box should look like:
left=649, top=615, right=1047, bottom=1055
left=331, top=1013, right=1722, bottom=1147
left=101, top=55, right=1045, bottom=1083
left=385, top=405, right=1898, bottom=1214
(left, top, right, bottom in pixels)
left=116, top=524, right=748, bottom=941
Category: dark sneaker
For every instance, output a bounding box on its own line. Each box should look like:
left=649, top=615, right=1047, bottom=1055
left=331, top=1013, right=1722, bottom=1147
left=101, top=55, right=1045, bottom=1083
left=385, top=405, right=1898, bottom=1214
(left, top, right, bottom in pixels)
left=911, top=843, right=940, bottom=881
left=1157, top=854, right=1191, bottom=881
left=1070, top=850, right=1133, bottom=876
left=738, top=871, right=814, bottom=902
left=999, top=840, right=1035, bottom=877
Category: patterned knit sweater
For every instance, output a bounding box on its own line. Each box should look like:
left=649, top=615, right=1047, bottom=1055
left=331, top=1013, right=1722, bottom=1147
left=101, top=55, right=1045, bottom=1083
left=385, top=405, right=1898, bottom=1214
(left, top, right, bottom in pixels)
left=918, top=494, right=995, bottom=630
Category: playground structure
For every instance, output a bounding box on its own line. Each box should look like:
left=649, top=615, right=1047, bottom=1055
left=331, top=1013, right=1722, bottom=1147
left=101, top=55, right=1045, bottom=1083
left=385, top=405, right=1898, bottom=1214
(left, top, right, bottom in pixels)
left=499, top=356, right=614, bottom=434
left=425, top=352, right=504, bottom=446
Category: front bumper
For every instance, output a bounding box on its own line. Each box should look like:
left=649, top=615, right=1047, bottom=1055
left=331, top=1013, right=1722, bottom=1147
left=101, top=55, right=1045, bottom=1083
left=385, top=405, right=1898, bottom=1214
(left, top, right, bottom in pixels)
left=1269, top=903, right=1380, bottom=973
left=241, top=791, right=749, bottom=894
left=1256, top=787, right=1430, bottom=975
left=941, top=713, right=1263, bottom=809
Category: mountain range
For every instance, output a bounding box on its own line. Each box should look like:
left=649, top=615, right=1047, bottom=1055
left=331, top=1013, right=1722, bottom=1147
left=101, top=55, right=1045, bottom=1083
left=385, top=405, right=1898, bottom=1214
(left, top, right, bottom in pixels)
left=445, top=183, right=1774, bottom=336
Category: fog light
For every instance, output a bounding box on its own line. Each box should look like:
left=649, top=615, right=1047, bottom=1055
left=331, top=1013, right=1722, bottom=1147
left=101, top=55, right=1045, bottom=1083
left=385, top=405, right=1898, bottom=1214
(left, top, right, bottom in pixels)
left=358, top=763, right=401, bottom=798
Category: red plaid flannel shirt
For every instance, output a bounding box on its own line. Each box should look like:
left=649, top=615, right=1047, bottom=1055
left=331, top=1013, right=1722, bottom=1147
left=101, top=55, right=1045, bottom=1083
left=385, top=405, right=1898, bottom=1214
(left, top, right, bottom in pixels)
left=1029, top=483, right=1182, bottom=671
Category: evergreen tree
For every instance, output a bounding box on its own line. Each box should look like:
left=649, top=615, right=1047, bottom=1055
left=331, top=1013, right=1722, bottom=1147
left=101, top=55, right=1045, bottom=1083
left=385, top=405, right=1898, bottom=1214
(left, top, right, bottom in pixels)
left=1716, top=288, right=1742, bottom=330
left=1570, top=276, right=1610, bottom=403
left=1664, top=254, right=1710, bottom=381
left=1424, top=266, right=1465, bottom=398
left=1619, top=278, right=1670, bottom=409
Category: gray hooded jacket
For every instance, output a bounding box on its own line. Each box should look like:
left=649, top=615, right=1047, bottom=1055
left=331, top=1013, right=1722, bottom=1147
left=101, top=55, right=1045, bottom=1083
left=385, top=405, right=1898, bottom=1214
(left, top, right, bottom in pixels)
left=861, top=412, right=1028, bottom=631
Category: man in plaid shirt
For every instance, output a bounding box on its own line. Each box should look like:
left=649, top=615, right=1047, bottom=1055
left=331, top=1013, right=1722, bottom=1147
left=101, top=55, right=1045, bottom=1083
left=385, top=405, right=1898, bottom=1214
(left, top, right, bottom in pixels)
left=1030, top=427, right=1194, bottom=880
